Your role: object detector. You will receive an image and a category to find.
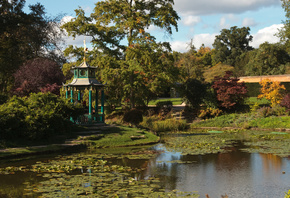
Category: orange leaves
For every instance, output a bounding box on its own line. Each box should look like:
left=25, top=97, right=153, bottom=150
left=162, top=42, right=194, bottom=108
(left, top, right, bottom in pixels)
left=258, top=79, right=286, bottom=106
left=139, top=28, right=145, bottom=34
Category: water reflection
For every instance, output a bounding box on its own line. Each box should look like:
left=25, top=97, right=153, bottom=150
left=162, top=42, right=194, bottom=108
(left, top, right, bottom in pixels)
left=0, top=143, right=289, bottom=198
left=142, top=144, right=290, bottom=198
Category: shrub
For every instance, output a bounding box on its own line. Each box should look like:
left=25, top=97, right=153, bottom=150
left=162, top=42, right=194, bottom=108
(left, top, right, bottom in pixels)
left=13, top=58, right=64, bottom=96
left=212, top=71, right=248, bottom=110
left=151, top=119, right=188, bottom=132
left=198, top=108, right=222, bottom=119
left=281, top=93, right=290, bottom=111
left=271, top=104, right=286, bottom=116
left=0, top=92, right=84, bottom=140
left=180, top=78, right=207, bottom=110
left=123, top=109, right=143, bottom=126
left=256, top=105, right=286, bottom=118
left=285, top=189, right=290, bottom=198
left=258, top=79, right=286, bottom=107
left=256, top=106, right=273, bottom=118
left=140, top=116, right=188, bottom=132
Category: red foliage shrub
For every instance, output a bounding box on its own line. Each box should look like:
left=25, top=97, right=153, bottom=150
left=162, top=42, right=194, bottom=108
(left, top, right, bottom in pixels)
left=280, top=93, right=290, bottom=111
left=212, top=71, right=248, bottom=110
left=13, top=58, right=64, bottom=96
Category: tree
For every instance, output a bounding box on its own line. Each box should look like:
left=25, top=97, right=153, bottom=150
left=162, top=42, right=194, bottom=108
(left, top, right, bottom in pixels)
left=212, top=71, right=248, bottom=110
left=212, top=26, right=253, bottom=68
left=176, top=44, right=213, bottom=82
left=62, top=0, right=180, bottom=108
left=244, top=42, right=290, bottom=76
left=180, top=78, right=207, bottom=110
left=278, top=0, right=290, bottom=53
left=258, top=79, right=286, bottom=106
left=203, top=63, right=234, bottom=83
left=13, top=58, right=64, bottom=96
left=0, top=0, right=65, bottom=94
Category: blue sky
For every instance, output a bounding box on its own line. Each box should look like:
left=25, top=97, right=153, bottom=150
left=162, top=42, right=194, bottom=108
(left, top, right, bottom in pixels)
left=25, top=0, right=286, bottom=52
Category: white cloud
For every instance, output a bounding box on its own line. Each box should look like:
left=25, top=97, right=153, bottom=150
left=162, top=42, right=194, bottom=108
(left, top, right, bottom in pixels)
left=182, top=16, right=201, bottom=26
left=242, top=18, right=258, bottom=27
left=171, top=33, right=217, bottom=52
left=171, top=41, right=188, bottom=52
left=174, top=0, right=280, bottom=15
left=251, top=24, right=283, bottom=48
left=219, top=17, right=230, bottom=29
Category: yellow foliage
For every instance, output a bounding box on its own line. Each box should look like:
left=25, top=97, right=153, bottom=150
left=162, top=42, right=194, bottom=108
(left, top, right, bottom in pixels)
left=258, top=79, right=286, bottom=106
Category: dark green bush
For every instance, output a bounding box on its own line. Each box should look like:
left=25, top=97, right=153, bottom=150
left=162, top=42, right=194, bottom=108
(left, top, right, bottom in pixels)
left=123, top=109, right=143, bottom=126
left=0, top=92, right=84, bottom=140
left=0, top=94, right=8, bottom=105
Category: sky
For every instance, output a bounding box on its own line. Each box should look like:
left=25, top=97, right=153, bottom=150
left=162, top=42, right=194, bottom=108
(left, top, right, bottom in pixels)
left=24, top=0, right=286, bottom=53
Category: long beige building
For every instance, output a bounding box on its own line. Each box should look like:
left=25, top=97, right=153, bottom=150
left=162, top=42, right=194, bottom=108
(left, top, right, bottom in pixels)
left=239, top=74, right=290, bottom=83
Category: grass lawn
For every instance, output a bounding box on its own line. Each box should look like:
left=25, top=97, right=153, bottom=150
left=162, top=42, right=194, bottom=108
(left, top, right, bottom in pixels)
left=148, top=98, right=183, bottom=105
left=245, top=97, right=271, bottom=106
left=81, top=125, right=159, bottom=148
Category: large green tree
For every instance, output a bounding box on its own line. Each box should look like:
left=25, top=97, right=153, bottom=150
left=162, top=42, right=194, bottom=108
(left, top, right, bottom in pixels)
left=212, top=26, right=253, bottom=70
left=278, top=0, right=290, bottom=53
left=0, top=0, right=64, bottom=94
left=62, top=0, right=180, bottom=108
left=244, top=42, right=290, bottom=76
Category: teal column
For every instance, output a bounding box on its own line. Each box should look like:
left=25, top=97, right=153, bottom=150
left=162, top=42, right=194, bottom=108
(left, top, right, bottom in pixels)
left=70, top=89, right=74, bottom=103
left=89, top=88, right=92, bottom=122
left=65, top=88, right=69, bottom=99
left=95, top=89, right=98, bottom=121
left=78, top=90, right=81, bottom=102
left=70, top=88, right=74, bottom=122
left=101, top=89, right=105, bottom=122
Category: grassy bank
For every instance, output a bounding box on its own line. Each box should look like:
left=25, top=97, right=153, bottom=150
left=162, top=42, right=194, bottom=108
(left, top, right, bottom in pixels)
left=0, top=124, right=159, bottom=158
left=191, top=113, right=290, bottom=130
left=77, top=125, right=159, bottom=148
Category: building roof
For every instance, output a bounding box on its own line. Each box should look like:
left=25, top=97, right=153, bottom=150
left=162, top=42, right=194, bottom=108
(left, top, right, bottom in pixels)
left=64, top=60, right=104, bottom=87
left=239, top=74, right=290, bottom=83
left=64, top=77, right=104, bottom=87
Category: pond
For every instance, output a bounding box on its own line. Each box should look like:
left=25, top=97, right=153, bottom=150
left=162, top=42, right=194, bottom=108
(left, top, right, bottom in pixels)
left=0, top=132, right=289, bottom=197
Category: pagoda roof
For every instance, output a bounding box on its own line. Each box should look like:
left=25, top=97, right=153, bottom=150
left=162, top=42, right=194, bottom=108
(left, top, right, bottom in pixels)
left=64, top=77, right=104, bottom=87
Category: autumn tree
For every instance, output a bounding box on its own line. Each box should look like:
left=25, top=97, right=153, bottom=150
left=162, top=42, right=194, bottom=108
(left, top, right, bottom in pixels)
left=212, top=71, right=248, bottom=110
left=203, top=63, right=234, bottom=83
left=0, top=0, right=65, bottom=94
left=13, top=58, right=64, bottom=96
left=212, top=26, right=253, bottom=68
left=62, top=0, right=180, bottom=108
left=258, top=79, right=286, bottom=106
left=176, top=43, right=213, bottom=82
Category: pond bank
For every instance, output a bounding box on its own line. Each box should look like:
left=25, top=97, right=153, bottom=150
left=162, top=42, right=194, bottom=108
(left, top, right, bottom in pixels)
left=0, top=124, right=160, bottom=159
left=192, top=126, right=290, bottom=132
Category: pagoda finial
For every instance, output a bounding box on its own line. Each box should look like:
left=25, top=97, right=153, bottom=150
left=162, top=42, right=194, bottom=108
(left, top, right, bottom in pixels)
left=83, top=39, right=88, bottom=61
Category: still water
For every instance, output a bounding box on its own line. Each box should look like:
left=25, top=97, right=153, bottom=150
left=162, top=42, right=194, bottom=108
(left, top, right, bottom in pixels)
left=0, top=142, right=289, bottom=197
left=143, top=144, right=290, bottom=198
